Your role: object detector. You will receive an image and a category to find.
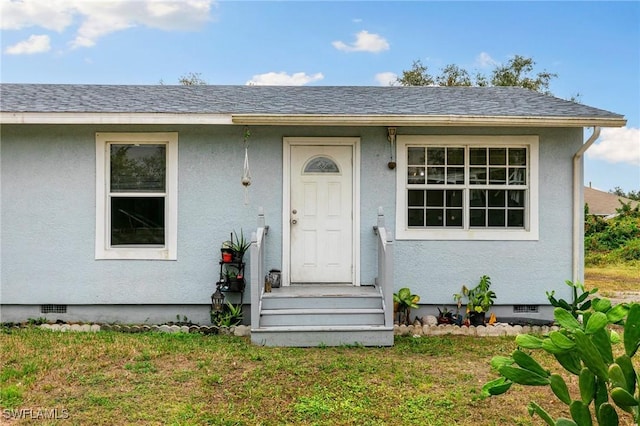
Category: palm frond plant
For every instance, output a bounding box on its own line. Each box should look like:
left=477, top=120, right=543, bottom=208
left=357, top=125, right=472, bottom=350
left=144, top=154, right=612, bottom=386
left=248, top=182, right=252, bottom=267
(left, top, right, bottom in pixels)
left=393, top=287, right=420, bottom=325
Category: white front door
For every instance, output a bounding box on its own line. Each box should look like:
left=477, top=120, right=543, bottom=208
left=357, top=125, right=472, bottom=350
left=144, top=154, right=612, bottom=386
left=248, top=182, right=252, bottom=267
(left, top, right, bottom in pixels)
left=289, top=144, right=354, bottom=284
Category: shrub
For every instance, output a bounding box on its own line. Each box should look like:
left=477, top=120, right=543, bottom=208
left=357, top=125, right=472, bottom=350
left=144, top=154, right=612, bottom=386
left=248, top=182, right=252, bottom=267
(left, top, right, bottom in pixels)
left=484, top=283, right=640, bottom=425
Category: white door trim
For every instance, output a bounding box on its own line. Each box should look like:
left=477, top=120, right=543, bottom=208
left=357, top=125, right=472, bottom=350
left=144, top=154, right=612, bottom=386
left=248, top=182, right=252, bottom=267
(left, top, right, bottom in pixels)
left=282, top=137, right=360, bottom=287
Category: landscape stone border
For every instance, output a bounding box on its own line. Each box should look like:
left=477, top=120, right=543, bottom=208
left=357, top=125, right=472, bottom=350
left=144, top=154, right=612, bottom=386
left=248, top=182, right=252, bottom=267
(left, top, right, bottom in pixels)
left=34, top=323, right=252, bottom=337
left=394, top=323, right=559, bottom=337
left=9, top=321, right=558, bottom=339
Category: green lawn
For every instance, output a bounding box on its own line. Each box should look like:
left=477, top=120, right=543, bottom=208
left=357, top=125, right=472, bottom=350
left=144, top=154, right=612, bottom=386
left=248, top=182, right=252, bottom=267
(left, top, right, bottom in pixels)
left=0, top=330, right=571, bottom=426
left=1, top=264, right=638, bottom=425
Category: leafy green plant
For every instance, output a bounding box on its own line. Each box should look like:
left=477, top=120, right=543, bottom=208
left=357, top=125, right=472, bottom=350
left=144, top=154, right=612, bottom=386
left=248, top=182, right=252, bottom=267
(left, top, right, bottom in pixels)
left=585, top=202, right=640, bottom=265
left=546, top=280, right=597, bottom=319
left=231, top=229, right=250, bottom=260
left=484, top=291, right=640, bottom=425
left=211, top=302, right=243, bottom=328
left=26, top=317, right=47, bottom=326
left=454, top=275, right=496, bottom=315
left=393, top=287, right=420, bottom=325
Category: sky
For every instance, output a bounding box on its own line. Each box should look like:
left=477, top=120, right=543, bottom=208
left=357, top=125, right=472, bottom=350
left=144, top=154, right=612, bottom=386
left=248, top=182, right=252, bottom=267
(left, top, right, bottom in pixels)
left=1, top=0, right=638, bottom=193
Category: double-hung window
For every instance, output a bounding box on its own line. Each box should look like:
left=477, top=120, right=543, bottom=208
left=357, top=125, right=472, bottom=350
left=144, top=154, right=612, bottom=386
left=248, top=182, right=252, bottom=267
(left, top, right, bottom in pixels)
left=96, top=132, right=178, bottom=259
left=396, top=135, right=538, bottom=240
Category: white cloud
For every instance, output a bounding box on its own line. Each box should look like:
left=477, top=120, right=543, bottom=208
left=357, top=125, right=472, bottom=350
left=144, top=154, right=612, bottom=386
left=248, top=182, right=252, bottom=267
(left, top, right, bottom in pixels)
left=0, top=0, right=74, bottom=31
left=0, top=0, right=214, bottom=49
left=332, top=30, right=389, bottom=53
left=246, top=72, right=324, bottom=86
left=5, top=34, right=51, bottom=54
left=587, top=127, right=640, bottom=166
left=375, top=72, right=397, bottom=86
left=475, top=51, right=497, bottom=68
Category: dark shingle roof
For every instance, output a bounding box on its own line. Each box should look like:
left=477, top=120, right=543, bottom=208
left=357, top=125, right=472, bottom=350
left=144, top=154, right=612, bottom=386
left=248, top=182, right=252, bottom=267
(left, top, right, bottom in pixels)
left=0, top=84, right=624, bottom=121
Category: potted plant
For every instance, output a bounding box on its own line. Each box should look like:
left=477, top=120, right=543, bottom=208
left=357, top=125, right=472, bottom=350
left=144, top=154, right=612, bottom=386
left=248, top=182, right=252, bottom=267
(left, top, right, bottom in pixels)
left=393, top=287, right=420, bottom=325
left=220, top=239, right=233, bottom=263
left=453, top=275, right=496, bottom=326
left=231, top=230, right=250, bottom=262
left=223, top=269, right=245, bottom=292
left=437, top=307, right=463, bottom=325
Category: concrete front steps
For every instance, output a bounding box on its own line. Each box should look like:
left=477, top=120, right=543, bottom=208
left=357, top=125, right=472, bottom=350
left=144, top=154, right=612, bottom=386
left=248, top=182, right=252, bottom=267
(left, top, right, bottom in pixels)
left=250, top=284, right=393, bottom=347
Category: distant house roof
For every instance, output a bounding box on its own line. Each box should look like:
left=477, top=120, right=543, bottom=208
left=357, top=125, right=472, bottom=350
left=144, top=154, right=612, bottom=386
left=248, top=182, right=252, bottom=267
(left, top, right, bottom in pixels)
left=585, top=187, right=639, bottom=217
left=0, top=84, right=627, bottom=127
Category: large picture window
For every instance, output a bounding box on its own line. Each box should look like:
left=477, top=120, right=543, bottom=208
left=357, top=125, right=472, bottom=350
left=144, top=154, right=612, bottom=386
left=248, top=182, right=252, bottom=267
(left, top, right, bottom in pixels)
left=396, top=136, right=538, bottom=241
left=96, top=133, right=178, bottom=259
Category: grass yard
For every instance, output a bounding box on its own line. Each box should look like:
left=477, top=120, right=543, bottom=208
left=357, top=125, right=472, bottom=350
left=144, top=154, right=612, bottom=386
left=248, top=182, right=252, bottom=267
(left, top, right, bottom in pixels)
left=1, top=264, right=638, bottom=425
left=0, top=331, right=563, bottom=425
left=1, top=329, right=637, bottom=426
left=585, top=263, right=640, bottom=295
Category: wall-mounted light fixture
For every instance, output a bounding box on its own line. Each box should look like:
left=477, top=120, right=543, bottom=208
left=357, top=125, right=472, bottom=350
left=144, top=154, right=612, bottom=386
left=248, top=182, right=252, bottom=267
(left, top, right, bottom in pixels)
left=387, top=127, right=397, bottom=169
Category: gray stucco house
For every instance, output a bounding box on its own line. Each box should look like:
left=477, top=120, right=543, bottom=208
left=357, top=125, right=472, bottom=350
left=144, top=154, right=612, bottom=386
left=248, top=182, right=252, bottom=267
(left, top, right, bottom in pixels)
left=0, top=84, right=626, bottom=346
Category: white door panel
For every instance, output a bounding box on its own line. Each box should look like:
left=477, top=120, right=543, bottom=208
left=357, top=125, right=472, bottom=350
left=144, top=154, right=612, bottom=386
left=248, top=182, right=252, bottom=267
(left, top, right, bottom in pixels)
left=290, top=145, right=353, bottom=284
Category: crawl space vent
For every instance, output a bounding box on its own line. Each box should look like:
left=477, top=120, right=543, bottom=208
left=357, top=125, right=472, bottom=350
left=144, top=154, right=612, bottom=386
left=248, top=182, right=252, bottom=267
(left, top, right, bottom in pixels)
left=513, top=305, right=539, bottom=314
left=41, top=305, right=67, bottom=314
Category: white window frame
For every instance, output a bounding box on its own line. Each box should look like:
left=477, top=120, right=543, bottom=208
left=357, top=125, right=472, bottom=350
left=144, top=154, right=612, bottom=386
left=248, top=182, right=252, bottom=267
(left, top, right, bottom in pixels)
left=95, top=132, right=178, bottom=260
left=395, top=135, right=539, bottom=241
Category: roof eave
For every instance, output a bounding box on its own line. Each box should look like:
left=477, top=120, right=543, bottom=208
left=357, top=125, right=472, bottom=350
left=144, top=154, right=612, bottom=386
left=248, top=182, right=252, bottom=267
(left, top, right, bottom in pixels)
left=0, top=112, right=233, bottom=125
left=0, top=112, right=627, bottom=128
left=232, top=114, right=627, bottom=127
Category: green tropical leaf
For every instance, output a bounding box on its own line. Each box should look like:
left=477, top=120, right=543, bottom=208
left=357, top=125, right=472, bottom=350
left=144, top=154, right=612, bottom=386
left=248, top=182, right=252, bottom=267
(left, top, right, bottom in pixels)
left=554, top=308, right=582, bottom=332
left=516, top=334, right=544, bottom=349
left=606, top=303, right=629, bottom=323
left=550, top=374, right=571, bottom=405
left=597, top=403, right=618, bottom=426
left=584, top=312, right=608, bottom=334
left=624, top=303, right=640, bottom=357
left=527, top=402, right=555, bottom=426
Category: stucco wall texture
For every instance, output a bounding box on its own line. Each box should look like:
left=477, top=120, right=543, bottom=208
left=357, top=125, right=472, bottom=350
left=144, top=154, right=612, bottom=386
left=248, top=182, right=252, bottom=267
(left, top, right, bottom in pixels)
left=0, top=124, right=581, bottom=319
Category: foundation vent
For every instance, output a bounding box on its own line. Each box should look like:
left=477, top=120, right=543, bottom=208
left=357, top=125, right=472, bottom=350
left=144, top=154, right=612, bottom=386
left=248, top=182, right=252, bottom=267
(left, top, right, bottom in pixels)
left=513, top=305, right=539, bottom=314
left=41, top=305, right=67, bottom=314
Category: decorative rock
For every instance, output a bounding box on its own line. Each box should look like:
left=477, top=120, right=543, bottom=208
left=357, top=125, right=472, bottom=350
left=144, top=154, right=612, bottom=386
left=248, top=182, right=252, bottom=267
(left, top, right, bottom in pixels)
left=189, top=325, right=200, bottom=334
left=151, top=325, right=161, bottom=332
left=70, top=324, right=82, bottom=332
left=141, top=325, right=151, bottom=332
left=451, top=326, right=467, bottom=336
left=90, top=324, right=100, bottom=332
left=40, top=324, right=52, bottom=330
left=180, top=326, right=190, bottom=333
left=421, top=315, right=438, bottom=326
left=413, top=319, right=422, bottom=327
left=168, top=325, right=181, bottom=333
left=158, top=324, right=171, bottom=333
left=531, top=325, right=542, bottom=334
left=398, top=324, right=410, bottom=336
left=429, top=325, right=447, bottom=336
left=50, top=324, right=61, bottom=332
left=234, top=325, right=251, bottom=337
left=60, top=324, right=71, bottom=332
left=412, top=325, right=423, bottom=337
left=476, top=326, right=488, bottom=336
left=78, top=324, right=91, bottom=332
left=486, top=326, right=506, bottom=337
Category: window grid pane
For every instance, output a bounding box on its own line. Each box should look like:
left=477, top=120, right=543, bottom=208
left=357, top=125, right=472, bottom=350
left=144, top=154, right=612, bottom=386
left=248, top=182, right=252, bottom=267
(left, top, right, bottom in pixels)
left=407, top=145, right=528, bottom=230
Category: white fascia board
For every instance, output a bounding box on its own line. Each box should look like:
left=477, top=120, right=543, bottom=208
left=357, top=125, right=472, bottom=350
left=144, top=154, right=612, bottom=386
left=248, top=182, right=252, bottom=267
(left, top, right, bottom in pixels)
left=232, top=114, right=627, bottom=128
left=0, top=112, right=233, bottom=125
